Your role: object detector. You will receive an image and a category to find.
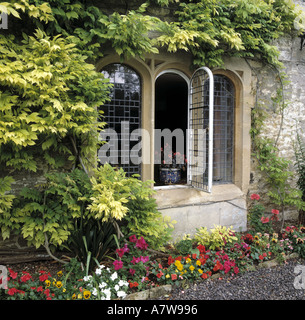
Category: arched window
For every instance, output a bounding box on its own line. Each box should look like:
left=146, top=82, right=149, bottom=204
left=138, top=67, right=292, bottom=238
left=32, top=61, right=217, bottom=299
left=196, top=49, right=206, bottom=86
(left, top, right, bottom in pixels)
left=99, top=64, right=142, bottom=177
left=210, top=75, right=235, bottom=183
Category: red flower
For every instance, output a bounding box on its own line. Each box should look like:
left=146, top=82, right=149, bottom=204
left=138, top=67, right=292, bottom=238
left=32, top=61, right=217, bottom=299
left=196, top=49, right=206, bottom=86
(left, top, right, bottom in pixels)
left=201, top=273, right=208, bottom=279
left=20, top=273, right=32, bottom=283
left=197, top=244, right=206, bottom=253
left=156, top=271, right=164, bottom=278
left=168, top=256, right=175, bottom=265
left=213, top=260, right=222, bottom=272
left=44, top=289, right=50, bottom=297
left=271, top=209, right=279, bottom=215
left=261, top=217, right=269, bottom=224
left=243, top=233, right=254, bottom=244
left=8, top=268, right=18, bottom=280
left=171, top=274, right=177, bottom=281
left=259, top=255, right=264, bottom=260
left=39, top=273, right=49, bottom=282
left=250, top=194, right=260, bottom=200
left=192, top=253, right=197, bottom=260
left=7, top=287, right=18, bottom=296
left=36, top=286, right=43, bottom=292
left=234, top=266, right=239, bottom=274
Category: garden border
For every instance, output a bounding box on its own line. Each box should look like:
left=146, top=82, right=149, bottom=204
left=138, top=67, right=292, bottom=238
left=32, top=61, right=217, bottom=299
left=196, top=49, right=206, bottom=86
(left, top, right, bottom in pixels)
left=123, top=253, right=300, bottom=300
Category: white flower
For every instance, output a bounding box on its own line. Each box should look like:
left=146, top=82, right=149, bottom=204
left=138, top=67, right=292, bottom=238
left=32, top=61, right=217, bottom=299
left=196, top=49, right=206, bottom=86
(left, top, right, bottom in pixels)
left=102, top=288, right=111, bottom=300
left=110, top=272, right=118, bottom=281
left=118, top=280, right=128, bottom=287
left=83, top=275, right=92, bottom=282
left=117, top=290, right=127, bottom=298
left=92, top=288, right=98, bottom=296
left=99, top=281, right=107, bottom=289
left=114, top=284, right=120, bottom=291
left=95, top=268, right=102, bottom=275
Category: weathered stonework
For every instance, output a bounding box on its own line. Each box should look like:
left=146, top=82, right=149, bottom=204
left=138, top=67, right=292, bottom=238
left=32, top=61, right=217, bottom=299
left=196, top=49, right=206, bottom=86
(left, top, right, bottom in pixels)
left=247, top=0, right=305, bottom=219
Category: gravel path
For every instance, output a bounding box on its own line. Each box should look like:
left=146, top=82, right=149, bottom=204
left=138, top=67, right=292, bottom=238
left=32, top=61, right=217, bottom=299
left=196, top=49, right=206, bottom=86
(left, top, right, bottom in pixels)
left=156, top=259, right=305, bottom=300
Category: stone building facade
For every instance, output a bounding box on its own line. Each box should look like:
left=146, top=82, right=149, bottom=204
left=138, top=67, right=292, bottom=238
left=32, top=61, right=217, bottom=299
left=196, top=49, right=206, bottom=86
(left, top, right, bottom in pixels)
left=94, top=0, right=305, bottom=238
left=4, top=0, right=305, bottom=246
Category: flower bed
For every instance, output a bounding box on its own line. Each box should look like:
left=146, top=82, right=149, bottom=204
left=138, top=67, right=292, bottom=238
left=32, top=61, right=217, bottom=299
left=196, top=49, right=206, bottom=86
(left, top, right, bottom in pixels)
left=2, top=225, right=305, bottom=300
left=1, top=194, right=305, bottom=300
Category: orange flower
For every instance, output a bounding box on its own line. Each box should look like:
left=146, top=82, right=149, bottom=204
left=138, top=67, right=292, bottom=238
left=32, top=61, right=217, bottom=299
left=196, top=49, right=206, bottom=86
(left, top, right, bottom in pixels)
left=171, top=274, right=177, bottom=281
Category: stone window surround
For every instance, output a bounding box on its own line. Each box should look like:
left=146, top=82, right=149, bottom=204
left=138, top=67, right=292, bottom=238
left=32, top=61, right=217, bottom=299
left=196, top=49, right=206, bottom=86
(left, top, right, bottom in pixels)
left=97, top=53, right=253, bottom=207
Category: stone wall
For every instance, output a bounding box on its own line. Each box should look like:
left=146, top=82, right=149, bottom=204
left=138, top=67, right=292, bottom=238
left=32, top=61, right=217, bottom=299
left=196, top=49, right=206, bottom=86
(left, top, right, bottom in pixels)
left=247, top=0, right=305, bottom=219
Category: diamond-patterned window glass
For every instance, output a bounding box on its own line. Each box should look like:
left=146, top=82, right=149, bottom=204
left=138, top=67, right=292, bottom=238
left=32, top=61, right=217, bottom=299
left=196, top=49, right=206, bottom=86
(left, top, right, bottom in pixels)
left=205, top=75, right=234, bottom=183
left=100, top=64, right=141, bottom=177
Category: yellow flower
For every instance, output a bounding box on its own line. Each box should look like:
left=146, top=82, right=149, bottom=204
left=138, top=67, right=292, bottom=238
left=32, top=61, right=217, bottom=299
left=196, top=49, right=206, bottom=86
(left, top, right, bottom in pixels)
left=175, top=260, right=183, bottom=271
left=196, top=260, right=201, bottom=266
left=254, top=235, right=259, bottom=240
left=186, top=258, right=191, bottom=264
left=175, top=260, right=182, bottom=267
left=83, top=290, right=91, bottom=300
left=189, top=265, right=195, bottom=272
left=77, top=293, right=82, bottom=299
left=198, top=269, right=203, bottom=274
left=272, top=238, right=277, bottom=243
left=57, top=271, right=63, bottom=278
left=62, top=288, right=66, bottom=293
left=72, top=293, right=76, bottom=300
left=45, top=280, right=51, bottom=287
left=166, top=274, right=170, bottom=279
left=56, top=281, right=63, bottom=289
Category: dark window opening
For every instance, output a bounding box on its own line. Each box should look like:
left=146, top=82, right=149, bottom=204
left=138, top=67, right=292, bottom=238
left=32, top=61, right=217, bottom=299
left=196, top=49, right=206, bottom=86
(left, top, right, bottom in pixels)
left=154, top=73, right=188, bottom=185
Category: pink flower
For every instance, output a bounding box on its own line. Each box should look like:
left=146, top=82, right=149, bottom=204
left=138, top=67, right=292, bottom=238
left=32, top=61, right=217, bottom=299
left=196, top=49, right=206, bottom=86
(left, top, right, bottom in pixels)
left=271, top=209, right=279, bottom=215
left=123, top=243, right=130, bottom=253
left=113, top=260, right=123, bottom=270
left=129, top=268, right=136, bottom=276
left=136, top=237, right=148, bottom=250
left=250, top=194, right=260, bottom=200
left=140, top=256, right=149, bottom=263
left=261, top=217, right=269, bottom=223
left=129, top=235, right=137, bottom=243
left=131, top=256, right=141, bottom=265
left=116, top=248, right=125, bottom=258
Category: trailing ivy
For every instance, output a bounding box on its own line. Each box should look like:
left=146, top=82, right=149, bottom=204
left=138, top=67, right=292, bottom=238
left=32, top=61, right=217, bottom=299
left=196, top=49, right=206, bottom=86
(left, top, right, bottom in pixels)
left=250, top=73, right=305, bottom=228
